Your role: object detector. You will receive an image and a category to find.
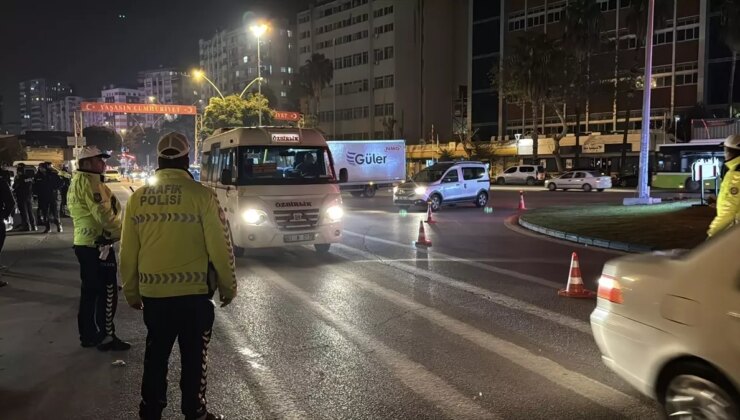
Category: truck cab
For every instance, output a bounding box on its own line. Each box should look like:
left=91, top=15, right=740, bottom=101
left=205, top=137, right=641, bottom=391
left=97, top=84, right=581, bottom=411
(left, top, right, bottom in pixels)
left=200, top=127, right=344, bottom=255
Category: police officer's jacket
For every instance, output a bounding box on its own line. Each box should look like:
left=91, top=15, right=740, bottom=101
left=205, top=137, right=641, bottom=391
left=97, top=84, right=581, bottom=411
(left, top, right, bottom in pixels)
left=708, top=156, right=740, bottom=237
left=33, top=170, right=62, bottom=202
left=67, top=171, right=122, bottom=246
left=13, top=172, right=34, bottom=198
left=120, top=169, right=237, bottom=303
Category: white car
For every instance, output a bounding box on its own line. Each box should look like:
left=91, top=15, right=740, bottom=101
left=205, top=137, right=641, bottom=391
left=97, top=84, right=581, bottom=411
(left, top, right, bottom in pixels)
left=590, top=227, right=740, bottom=418
left=104, top=170, right=122, bottom=182
left=393, top=161, right=490, bottom=211
left=545, top=170, right=612, bottom=192
left=495, top=165, right=546, bottom=186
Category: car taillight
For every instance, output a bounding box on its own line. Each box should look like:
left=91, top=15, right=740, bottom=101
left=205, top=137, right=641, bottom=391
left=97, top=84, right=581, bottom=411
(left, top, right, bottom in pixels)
left=597, top=275, right=624, bottom=304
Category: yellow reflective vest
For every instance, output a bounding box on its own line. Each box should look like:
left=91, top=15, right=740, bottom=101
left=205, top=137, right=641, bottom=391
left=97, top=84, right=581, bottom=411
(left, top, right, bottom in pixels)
left=120, top=169, right=237, bottom=303
left=67, top=171, right=122, bottom=246
left=708, top=156, right=740, bottom=237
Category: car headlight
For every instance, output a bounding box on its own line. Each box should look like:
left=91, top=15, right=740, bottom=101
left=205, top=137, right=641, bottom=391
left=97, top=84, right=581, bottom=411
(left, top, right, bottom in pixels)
left=242, top=209, right=267, bottom=225
left=393, top=186, right=399, bottom=194
left=326, top=205, right=344, bottom=222
left=414, top=187, right=427, bottom=195
left=147, top=176, right=157, bottom=186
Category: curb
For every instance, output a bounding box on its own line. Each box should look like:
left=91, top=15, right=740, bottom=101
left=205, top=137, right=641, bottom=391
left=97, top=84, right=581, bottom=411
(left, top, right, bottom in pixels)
left=518, top=217, right=654, bottom=253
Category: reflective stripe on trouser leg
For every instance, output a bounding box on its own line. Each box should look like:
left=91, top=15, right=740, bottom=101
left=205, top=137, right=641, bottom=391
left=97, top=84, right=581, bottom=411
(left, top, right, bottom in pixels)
left=105, top=283, right=114, bottom=336
left=197, top=329, right=212, bottom=414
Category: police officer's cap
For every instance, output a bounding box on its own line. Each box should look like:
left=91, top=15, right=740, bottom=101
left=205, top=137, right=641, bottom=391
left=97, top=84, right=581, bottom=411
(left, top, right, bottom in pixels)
left=78, top=146, right=111, bottom=161
left=157, top=132, right=190, bottom=159
left=724, top=134, right=740, bottom=150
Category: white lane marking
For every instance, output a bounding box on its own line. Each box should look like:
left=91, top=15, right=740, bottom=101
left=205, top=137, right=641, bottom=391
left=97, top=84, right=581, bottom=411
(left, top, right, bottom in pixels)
left=333, top=244, right=591, bottom=334
left=251, top=263, right=496, bottom=420
left=319, top=262, right=652, bottom=418
left=343, top=230, right=563, bottom=289
left=218, top=315, right=309, bottom=419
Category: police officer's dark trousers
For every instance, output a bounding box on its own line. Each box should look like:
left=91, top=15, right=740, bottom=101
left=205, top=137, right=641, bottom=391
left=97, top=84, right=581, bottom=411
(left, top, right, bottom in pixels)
left=17, top=195, right=35, bottom=229
left=39, top=195, right=60, bottom=229
left=74, top=246, right=118, bottom=344
left=139, top=295, right=214, bottom=420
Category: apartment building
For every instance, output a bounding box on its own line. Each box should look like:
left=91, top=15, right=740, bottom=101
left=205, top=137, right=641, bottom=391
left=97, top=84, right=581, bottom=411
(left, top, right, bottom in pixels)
left=137, top=68, right=201, bottom=127
left=198, top=20, right=296, bottom=108
left=47, top=96, right=83, bottom=132
left=18, top=79, right=74, bottom=132
left=297, top=0, right=469, bottom=142
left=101, top=86, right=146, bottom=132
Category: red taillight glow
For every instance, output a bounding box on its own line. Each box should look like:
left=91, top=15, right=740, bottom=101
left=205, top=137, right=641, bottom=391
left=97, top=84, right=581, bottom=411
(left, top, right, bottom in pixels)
left=597, top=275, right=624, bottom=304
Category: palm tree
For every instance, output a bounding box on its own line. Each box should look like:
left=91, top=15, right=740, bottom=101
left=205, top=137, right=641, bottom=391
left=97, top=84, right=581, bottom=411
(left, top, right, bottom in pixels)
left=298, top=53, right=334, bottom=118
left=722, top=0, right=740, bottom=116
left=493, top=33, right=557, bottom=161
left=562, top=0, right=603, bottom=162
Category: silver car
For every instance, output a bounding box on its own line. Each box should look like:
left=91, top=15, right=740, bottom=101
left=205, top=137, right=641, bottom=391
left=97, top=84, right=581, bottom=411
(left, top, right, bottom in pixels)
left=393, top=162, right=490, bottom=211
left=545, top=170, right=612, bottom=192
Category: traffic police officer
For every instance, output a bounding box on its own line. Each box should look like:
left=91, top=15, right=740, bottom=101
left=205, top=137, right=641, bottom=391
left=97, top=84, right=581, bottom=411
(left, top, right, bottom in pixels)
left=121, top=132, right=236, bottom=420
left=708, top=134, right=740, bottom=237
left=68, top=146, right=131, bottom=350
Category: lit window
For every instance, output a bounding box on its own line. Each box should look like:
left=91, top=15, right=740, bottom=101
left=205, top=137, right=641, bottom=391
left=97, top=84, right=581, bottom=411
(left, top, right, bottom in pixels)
left=288, top=67, right=293, bottom=74
left=243, top=56, right=249, bottom=63
left=281, top=91, right=287, bottom=97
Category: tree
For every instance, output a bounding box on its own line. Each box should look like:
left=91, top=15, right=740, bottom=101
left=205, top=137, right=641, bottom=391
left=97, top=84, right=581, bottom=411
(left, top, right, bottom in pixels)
left=83, top=126, right=120, bottom=152
left=562, top=0, right=603, bottom=162
left=299, top=53, right=334, bottom=118
left=123, top=125, right=144, bottom=156
left=0, top=136, right=26, bottom=166
left=243, top=92, right=274, bottom=127
left=492, top=33, right=558, bottom=162
left=438, top=149, right=455, bottom=162
left=722, top=0, right=740, bottom=116
left=202, top=94, right=274, bottom=136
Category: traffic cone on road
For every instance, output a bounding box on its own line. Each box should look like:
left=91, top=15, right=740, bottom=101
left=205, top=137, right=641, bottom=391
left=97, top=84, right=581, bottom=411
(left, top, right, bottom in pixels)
left=517, top=190, right=527, bottom=210
left=558, top=252, right=596, bottom=298
left=425, top=202, right=437, bottom=224
left=414, top=220, right=432, bottom=248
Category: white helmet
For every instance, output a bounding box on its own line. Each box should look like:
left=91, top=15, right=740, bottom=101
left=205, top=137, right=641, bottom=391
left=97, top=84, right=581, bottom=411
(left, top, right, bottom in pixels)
left=157, top=132, right=190, bottom=159
left=78, top=146, right=111, bottom=161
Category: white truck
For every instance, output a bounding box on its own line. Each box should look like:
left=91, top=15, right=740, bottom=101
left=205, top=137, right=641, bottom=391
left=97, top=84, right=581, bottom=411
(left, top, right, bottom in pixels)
left=328, top=140, right=406, bottom=197
left=201, top=127, right=345, bottom=255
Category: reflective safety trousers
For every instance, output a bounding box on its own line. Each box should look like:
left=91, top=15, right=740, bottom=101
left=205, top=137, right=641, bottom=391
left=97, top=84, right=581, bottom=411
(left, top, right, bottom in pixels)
left=67, top=171, right=122, bottom=246
left=120, top=169, right=237, bottom=302
left=708, top=156, right=740, bottom=237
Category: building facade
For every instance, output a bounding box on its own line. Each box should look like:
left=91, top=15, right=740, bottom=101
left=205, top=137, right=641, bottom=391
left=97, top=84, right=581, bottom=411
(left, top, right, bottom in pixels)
left=137, top=68, right=202, bottom=127
left=101, top=87, right=146, bottom=133
left=47, top=96, right=83, bottom=132
left=18, top=79, right=74, bottom=132
left=297, top=0, right=469, bottom=142
left=198, top=20, right=296, bottom=108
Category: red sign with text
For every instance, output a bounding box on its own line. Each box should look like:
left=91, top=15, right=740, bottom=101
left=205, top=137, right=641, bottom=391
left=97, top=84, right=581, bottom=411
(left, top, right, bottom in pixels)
left=81, top=102, right=197, bottom=115
left=274, top=111, right=302, bottom=122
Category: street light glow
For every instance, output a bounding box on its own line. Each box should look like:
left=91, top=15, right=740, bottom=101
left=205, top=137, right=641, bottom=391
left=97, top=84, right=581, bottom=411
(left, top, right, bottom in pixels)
left=250, top=24, right=268, bottom=37
left=192, top=69, right=204, bottom=79
left=148, top=96, right=156, bottom=103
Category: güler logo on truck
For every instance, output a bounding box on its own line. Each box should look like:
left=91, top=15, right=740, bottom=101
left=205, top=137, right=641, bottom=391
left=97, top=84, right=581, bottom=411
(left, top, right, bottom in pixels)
left=346, top=151, right=388, bottom=166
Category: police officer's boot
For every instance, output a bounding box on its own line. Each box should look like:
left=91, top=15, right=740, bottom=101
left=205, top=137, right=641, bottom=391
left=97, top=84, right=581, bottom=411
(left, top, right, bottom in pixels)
left=56, top=222, right=63, bottom=233
left=43, top=223, right=51, bottom=234
left=97, top=335, right=131, bottom=351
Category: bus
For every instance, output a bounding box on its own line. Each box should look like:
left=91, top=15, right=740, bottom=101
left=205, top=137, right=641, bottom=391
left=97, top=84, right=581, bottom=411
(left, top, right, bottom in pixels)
left=652, top=139, right=724, bottom=192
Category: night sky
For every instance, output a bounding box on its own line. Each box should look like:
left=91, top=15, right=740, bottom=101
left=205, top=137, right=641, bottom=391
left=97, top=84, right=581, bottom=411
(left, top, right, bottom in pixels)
left=0, top=0, right=311, bottom=124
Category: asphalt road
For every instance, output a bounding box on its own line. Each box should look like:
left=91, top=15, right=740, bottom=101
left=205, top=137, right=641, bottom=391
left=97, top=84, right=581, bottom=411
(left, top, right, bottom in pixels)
left=1, top=184, right=666, bottom=419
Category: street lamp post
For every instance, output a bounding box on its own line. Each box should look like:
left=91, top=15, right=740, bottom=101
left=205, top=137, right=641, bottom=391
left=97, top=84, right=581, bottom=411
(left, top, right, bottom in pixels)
left=250, top=24, right=268, bottom=127
left=192, top=70, right=225, bottom=100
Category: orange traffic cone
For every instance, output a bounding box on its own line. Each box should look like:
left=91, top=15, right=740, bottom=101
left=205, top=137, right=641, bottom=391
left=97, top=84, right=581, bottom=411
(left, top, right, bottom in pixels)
left=517, top=190, right=527, bottom=210
left=558, top=252, right=596, bottom=298
left=414, top=220, right=432, bottom=247
left=425, top=202, right=437, bottom=224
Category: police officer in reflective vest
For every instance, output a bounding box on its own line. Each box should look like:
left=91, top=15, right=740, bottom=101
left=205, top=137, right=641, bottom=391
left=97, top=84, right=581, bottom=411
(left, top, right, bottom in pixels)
left=68, top=146, right=131, bottom=350
left=121, top=132, right=237, bottom=420
left=708, top=134, right=740, bottom=237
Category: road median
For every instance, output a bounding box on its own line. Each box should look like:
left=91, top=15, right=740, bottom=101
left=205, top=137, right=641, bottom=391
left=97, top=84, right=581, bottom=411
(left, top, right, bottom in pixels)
left=518, top=201, right=714, bottom=252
